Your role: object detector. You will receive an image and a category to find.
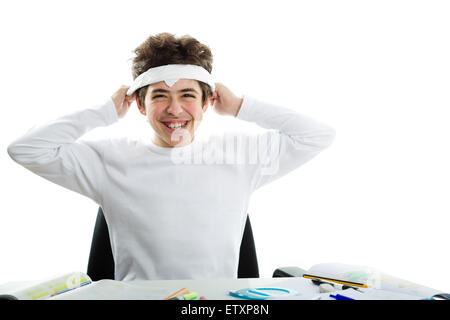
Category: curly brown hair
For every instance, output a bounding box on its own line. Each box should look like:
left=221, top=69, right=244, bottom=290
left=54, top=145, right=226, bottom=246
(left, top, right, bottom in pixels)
left=131, top=32, right=214, bottom=107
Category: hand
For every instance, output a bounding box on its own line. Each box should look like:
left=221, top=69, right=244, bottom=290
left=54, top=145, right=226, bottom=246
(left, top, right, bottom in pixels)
left=111, top=85, right=136, bottom=119
left=211, top=83, right=243, bottom=117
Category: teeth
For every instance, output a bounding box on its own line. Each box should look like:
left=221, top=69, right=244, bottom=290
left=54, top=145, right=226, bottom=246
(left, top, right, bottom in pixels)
left=165, top=121, right=188, bottom=129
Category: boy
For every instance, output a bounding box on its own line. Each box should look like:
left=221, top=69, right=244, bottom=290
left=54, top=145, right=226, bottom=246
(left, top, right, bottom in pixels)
left=7, top=33, right=335, bottom=281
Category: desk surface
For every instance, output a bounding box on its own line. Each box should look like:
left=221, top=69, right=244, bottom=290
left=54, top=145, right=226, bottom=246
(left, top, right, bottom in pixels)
left=50, top=277, right=315, bottom=300
left=49, top=275, right=440, bottom=300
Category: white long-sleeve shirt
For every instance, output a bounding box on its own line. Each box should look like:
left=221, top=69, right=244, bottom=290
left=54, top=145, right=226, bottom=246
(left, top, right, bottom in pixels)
left=7, top=96, right=335, bottom=281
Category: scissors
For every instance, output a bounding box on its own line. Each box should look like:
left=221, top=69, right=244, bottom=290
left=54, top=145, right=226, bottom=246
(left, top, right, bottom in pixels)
left=229, top=287, right=298, bottom=300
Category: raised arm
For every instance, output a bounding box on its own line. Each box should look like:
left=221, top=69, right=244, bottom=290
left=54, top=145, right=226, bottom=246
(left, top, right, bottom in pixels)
left=212, top=83, right=336, bottom=191
left=6, top=86, right=133, bottom=203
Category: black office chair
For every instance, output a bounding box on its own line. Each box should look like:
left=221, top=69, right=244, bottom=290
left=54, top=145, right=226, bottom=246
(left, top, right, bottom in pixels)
left=87, top=207, right=260, bottom=281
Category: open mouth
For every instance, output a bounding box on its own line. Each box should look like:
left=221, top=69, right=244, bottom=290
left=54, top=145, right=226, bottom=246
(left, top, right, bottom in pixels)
left=160, top=120, right=190, bottom=132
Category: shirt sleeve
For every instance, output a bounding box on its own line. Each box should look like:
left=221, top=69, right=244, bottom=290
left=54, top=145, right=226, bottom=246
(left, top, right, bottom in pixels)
left=236, top=95, right=336, bottom=191
left=7, top=98, right=119, bottom=204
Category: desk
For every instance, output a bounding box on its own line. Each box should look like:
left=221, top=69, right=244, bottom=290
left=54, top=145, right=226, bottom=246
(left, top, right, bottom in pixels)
left=49, top=277, right=316, bottom=300
left=48, top=274, right=444, bottom=300
left=2, top=263, right=444, bottom=300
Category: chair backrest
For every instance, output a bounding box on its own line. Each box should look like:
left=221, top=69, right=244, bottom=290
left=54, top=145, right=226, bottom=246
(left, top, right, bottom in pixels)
left=87, top=207, right=259, bottom=281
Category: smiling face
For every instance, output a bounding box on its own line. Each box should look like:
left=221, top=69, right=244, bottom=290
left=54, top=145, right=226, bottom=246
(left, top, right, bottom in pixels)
left=136, top=79, right=210, bottom=148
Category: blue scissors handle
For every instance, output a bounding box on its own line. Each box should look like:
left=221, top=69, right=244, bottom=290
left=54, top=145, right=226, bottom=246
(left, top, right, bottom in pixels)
left=229, top=287, right=297, bottom=300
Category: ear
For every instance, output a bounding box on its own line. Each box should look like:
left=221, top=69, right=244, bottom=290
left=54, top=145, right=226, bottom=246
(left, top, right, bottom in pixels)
left=203, top=94, right=214, bottom=112
left=136, top=96, right=146, bottom=115
left=202, top=102, right=209, bottom=113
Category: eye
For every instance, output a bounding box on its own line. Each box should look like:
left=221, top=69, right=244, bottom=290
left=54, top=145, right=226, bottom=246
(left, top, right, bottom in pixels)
left=152, top=95, right=166, bottom=99
left=183, top=94, right=195, bottom=98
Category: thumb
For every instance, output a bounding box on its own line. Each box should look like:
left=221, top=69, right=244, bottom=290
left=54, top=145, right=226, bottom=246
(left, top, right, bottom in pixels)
left=213, top=90, right=221, bottom=103
left=126, top=92, right=136, bottom=104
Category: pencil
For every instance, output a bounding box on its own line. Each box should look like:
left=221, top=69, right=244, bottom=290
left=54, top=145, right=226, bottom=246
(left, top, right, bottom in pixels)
left=163, top=287, right=190, bottom=300
left=303, top=274, right=368, bottom=288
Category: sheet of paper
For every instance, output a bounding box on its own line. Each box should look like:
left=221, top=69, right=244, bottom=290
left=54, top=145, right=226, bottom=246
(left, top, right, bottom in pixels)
left=262, top=277, right=320, bottom=299
left=307, top=263, right=441, bottom=298
left=334, top=288, right=422, bottom=300
left=1, top=272, right=91, bottom=300
left=50, top=280, right=175, bottom=300
left=0, top=281, right=35, bottom=295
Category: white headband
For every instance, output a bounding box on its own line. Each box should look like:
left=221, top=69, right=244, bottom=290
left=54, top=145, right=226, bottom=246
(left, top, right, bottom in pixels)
left=127, top=64, right=215, bottom=96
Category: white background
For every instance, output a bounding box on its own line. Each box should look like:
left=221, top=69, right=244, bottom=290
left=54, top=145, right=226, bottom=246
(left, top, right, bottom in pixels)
left=1, top=0, right=449, bottom=292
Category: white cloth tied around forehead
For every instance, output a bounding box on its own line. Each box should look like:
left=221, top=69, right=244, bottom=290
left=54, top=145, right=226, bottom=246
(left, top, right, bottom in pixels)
left=127, top=64, right=215, bottom=96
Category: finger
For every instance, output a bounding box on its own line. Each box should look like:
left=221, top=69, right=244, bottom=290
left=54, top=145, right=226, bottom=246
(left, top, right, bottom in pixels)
left=120, top=85, right=130, bottom=94
left=126, top=94, right=135, bottom=103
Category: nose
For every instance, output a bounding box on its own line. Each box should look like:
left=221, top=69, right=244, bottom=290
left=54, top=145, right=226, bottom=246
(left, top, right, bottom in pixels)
left=166, top=98, right=184, bottom=115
